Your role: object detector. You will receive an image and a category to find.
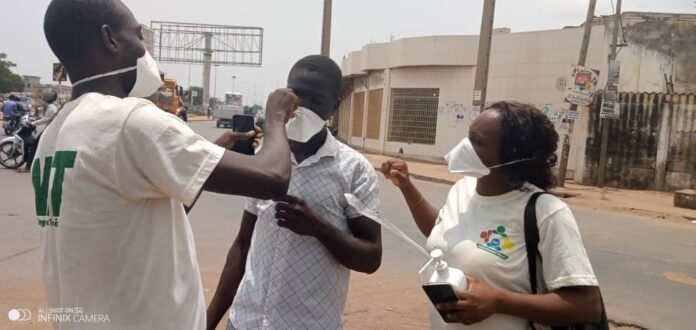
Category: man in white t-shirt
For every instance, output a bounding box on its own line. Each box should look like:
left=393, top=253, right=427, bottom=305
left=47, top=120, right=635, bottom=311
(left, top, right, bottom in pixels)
left=34, top=1, right=298, bottom=329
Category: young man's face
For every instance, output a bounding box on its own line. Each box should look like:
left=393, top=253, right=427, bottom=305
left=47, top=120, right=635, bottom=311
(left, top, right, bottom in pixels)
left=287, top=68, right=339, bottom=121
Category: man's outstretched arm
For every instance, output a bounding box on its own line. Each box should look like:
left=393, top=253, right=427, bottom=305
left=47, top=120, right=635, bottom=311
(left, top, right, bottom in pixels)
left=203, top=89, right=298, bottom=200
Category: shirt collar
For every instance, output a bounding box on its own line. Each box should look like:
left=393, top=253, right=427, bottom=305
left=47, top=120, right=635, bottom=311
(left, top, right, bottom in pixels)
left=291, top=129, right=339, bottom=167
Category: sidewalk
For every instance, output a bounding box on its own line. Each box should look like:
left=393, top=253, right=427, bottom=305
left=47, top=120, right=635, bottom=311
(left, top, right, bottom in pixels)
left=188, top=115, right=214, bottom=122
left=362, top=152, right=696, bottom=224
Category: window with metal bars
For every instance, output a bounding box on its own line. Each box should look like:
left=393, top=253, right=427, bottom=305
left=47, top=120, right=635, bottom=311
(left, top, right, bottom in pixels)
left=337, top=95, right=351, bottom=141
left=387, top=88, right=440, bottom=145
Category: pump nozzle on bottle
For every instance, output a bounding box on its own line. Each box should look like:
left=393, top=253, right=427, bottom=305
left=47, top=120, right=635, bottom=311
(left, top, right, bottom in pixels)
left=423, top=249, right=468, bottom=290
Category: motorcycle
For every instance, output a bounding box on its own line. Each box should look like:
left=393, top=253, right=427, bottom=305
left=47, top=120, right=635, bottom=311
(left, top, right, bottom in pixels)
left=3, top=115, right=22, bottom=136
left=0, top=114, right=37, bottom=169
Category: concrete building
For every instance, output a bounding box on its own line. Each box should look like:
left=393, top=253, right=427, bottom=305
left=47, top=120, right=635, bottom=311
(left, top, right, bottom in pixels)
left=22, top=75, right=73, bottom=105
left=338, top=12, right=696, bottom=186
left=22, top=75, right=42, bottom=93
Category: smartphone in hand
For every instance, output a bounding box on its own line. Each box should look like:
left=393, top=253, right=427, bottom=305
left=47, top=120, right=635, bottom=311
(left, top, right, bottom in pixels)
left=231, top=115, right=255, bottom=155
left=422, top=283, right=459, bottom=323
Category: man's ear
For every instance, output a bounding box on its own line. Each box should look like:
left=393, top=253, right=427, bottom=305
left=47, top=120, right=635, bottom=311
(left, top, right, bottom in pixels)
left=99, top=24, right=119, bottom=54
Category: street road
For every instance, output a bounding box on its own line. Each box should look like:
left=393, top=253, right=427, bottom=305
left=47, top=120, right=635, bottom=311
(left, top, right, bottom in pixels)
left=0, top=121, right=693, bottom=329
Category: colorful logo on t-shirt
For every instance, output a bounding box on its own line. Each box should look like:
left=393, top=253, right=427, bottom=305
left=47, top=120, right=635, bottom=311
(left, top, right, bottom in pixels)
left=476, top=226, right=515, bottom=260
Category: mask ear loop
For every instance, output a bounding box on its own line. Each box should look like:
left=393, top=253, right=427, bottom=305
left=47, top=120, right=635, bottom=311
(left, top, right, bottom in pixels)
left=488, top=157, right=536, bottom=169
left=71, top=66, right=137, bottom=87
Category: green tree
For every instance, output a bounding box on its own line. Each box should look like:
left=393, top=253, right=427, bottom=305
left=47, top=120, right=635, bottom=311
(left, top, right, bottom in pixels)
left=0, top=53, right=24, bottom=93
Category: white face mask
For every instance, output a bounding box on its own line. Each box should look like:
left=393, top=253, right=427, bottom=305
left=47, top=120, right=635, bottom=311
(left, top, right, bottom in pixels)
left=444, top=137, right=535, bottom=177
left=71, top=51, right=163, bottom=98
left=285, top=106, right=327, bottom=142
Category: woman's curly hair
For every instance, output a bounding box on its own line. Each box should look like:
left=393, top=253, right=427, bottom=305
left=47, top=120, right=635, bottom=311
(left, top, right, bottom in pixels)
left=487, top=101, right=559, bottom=190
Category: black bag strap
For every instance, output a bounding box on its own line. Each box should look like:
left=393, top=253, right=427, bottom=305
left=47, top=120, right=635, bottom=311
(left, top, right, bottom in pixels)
left=524, top=192, right=546, bottom=295
left=524, top=192, right=547, bottom=330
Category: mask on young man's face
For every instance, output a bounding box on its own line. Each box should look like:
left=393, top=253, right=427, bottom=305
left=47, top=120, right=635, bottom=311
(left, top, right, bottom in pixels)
left=285, top=107, right=327, bottom=142
left=71, top=51, right=163, bottom=98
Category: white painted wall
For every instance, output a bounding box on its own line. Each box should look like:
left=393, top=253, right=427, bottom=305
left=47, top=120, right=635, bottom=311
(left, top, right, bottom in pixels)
left=341, top=17, right=692, bottom=171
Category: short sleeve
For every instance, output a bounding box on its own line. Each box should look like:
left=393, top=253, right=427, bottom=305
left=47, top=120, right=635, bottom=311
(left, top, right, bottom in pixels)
left=537, top=197, right=598, bottom=291
left=115, top=105, right=225, bottom=206
left=345, top=160, right=380, bottom=219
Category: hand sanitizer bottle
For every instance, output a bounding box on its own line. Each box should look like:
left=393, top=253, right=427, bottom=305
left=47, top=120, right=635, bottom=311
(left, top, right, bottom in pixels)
left=426, top=249, right=467, bottom=290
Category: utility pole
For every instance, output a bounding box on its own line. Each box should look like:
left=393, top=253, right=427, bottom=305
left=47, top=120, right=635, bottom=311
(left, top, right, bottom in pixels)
left=321, top=0, right=332, bottom=56
left=597, top=0, right=622, bottom=187
left=202, top=32, right=213, bottom=109
left=472, top=0, right=496, bottom=110
left=214, top=65, right=219, bottom=102
left=557, top=0, right=597, bottom=187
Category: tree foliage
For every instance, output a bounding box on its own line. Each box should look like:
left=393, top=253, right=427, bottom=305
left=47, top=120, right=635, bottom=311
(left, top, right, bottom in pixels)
left=0, top=53, right=24, bottom=93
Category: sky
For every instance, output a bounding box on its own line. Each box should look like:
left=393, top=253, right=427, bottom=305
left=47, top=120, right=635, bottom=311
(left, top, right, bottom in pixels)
left=2, top=0, right=694, bottom=105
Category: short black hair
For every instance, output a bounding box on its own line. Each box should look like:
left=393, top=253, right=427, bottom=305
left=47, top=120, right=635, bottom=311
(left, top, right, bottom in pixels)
left=488, top=101, right=559, bottom=190
left=289, top=55, right=342, bottom=97
left=44, top=0, right=123, bottom=65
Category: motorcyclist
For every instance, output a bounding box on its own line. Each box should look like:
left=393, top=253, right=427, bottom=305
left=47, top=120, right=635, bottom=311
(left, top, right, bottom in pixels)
left=2, top=94, right=21, bottom=134
left=17, top=89, right=59, bottom=173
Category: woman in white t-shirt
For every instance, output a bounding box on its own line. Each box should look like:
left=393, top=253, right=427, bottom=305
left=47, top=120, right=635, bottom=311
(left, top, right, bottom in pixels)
left=381, top=101, right=601, bottom=329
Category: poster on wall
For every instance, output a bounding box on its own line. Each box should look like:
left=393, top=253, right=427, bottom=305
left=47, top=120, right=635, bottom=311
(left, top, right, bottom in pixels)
left=454, top=104, right=465, bottom=123
left=566, top=110, right=581, bottom=121
left=469, top=106, right=481, bottom=121
left=52, top=63, right=66, bottom=82
left=600, top=60, right=621, bottom=119
left=564, top=64, right=600, bottom=106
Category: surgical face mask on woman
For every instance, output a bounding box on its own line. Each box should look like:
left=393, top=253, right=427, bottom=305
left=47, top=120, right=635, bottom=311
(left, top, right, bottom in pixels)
left=444, top=137, right=535, bottom=178
left=71, top=51, right=163, bottom=98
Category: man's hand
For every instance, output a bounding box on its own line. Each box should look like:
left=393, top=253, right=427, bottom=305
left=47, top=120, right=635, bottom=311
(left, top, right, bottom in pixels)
left=265, top=88, right=299, bottom=123
left=436, top=276, right=500, bottom=325
left=213, top=125, right=263, bottom=149
left=274, top=195, right=327, bottom=236
left=380, top=159, right=412, bottom=189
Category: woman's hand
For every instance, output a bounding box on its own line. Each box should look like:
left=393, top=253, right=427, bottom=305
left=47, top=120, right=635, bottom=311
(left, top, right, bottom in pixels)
left=380, top=159, right=411, bottom=189
left=437, top=276, right=500, bottom=325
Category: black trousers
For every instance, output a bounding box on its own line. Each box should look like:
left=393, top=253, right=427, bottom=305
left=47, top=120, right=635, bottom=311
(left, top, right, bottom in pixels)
left=23, top=132, right=39, bottom=169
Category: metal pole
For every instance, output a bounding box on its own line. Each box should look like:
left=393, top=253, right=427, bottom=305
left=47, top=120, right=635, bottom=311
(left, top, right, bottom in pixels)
left=557, top=0, right=597, bottom=187
left=472, top=0, right=496, bottom=110
left=202, top=32, right=213, bottom=108
left=232, top=75, right=237, bottom=92
left=597, top=0, right=622, bottom=187
left=187, top=63, right=191, bottom=88
left=214, top=65, right=219, bottom=101
left=321, top=0, right=332, bottom=56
